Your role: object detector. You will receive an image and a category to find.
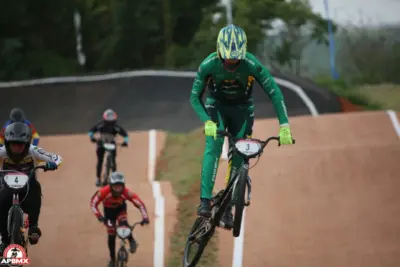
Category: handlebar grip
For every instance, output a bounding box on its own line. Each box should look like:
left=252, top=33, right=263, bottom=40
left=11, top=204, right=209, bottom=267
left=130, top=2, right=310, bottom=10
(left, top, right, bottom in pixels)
left=278, top=138, right=296, bottom=146
left=216, top=130, right=230, bottom=137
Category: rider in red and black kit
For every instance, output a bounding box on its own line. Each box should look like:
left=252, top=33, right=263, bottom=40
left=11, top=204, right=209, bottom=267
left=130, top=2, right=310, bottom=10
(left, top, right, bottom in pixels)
left=90, top=172, right=150, bottom=267
left=88, top=109, right=129, bottom=187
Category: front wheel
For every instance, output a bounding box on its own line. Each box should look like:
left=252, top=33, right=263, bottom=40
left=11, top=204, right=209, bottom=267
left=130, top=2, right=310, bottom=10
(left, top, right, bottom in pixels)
left=8, top=206, right=24, bottom=245
left=116, top=246, right=128, bottom=267
left=232, top=167, right=248, bottom=237
left=183, top=217, right=215, bottom=267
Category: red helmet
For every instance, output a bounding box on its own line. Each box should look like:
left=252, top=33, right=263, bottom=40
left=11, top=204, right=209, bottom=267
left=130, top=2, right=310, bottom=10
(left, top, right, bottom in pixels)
left=102, top=109, right=117, bottom=122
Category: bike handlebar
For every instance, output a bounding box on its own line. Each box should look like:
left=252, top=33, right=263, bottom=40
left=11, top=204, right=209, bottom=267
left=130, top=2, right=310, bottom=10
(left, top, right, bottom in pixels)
left=217, top=130, right=295, bottom=159
left=96, top=140, right=126, bottom=146
left=29, top=165, right=47, bottom=176
left=107, top=220, right=143, bottom=230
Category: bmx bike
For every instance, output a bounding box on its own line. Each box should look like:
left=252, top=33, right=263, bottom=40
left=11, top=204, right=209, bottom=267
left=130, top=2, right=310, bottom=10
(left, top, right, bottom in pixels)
left=108, top=220, right=143, bottom=267
left=1, top=165, right=48, bottom=259
left=93, top=133, right=125, bottom=187
left=183, top=130, right=295, bottom=266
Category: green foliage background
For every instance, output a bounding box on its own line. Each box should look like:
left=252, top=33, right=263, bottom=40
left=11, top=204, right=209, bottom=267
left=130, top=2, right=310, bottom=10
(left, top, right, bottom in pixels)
left=0, top=0, right=333, bottom=81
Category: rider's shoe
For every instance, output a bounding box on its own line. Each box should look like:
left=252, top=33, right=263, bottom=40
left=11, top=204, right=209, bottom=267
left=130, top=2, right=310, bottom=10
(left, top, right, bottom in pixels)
left=220, top=206, right=234, bottom=230
left=129, top=238, right=138, bottom=253
left=95, top=178, right=101, bottom=187
left=107, top=260, right=115, bottom=267
left=197, top=198, right=211, bottom=218
left=28, top=224, right=42, bottom=245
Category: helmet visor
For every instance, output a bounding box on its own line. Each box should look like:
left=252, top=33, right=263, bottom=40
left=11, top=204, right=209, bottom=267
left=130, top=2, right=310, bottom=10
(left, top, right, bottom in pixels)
left=10, top=143, right=25, bottom=154
left=111, top=184, right=124, bottom=193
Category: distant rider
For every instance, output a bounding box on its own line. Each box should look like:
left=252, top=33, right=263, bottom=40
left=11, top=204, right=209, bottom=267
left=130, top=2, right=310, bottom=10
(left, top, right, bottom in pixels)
left=0, top=108, right=40, bottom=146
left=90, top=172, right=150, bottom=267
left=0, top=122, right=62, bottom=253
left=88, top=109, right=129, bottom=187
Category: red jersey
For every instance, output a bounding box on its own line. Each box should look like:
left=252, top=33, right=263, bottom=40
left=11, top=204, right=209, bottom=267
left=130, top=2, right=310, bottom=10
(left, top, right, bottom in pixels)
left=90, top=185, right=149, bottom=220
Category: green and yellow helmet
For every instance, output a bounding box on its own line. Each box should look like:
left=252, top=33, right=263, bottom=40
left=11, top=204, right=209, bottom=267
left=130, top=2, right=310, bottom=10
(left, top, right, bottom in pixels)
left=217, top=24, right=247, bottom=60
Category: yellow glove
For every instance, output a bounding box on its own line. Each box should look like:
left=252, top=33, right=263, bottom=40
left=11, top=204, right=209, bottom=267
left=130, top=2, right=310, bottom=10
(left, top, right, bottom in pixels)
left=204, top=120, right=217, bottom=139
left=279, top=125, right=293, bottom=145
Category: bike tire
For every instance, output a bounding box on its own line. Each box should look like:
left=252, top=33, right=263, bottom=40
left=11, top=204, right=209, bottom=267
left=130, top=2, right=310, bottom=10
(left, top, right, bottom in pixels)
left=8, top=206, right=24, bottom=245
left=232, top=168, right=248, bottom=237
left=183, top=217, right=215, bottom=267
left=117, top=246, right=128, bottom=267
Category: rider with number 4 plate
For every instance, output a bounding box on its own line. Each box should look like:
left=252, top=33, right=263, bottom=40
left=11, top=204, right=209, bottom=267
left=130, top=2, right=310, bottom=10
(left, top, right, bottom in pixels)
left=0, top=122, right=62, bottom=253
left=190, top=24, right=294, bottom=229
left=88, top=109, right=129, bottom=187
left=90, top=172, right=150, bottom=267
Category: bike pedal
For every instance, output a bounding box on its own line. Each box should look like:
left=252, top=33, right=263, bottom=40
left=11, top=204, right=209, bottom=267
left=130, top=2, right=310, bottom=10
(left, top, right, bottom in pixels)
left=245, top=201, right=251, bottom=207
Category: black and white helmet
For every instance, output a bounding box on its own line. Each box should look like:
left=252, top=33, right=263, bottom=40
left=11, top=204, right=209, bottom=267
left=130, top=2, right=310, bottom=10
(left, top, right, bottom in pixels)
left=110, top=172, right=125, bottom=185
left=4, top=122, right=32, bottom=163
left=109, top=172, right=125, bottom=196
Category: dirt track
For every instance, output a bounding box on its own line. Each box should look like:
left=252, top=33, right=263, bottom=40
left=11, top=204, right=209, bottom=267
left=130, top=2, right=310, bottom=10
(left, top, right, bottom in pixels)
left=26, top=131, right=177, bottom=267
left=15, top=110, right=400, bottom=267
left=216, top=111, right=400, bottom=267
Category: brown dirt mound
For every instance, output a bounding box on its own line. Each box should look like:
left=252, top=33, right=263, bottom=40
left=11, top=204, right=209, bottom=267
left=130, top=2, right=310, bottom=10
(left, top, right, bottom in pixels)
left=25, top=131, right=176, bottom=267
left=217, top=111, right=400, bottom=267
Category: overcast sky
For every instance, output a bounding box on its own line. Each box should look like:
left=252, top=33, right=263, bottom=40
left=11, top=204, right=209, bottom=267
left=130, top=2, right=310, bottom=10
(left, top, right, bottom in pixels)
left=309, top=0, right=400, bottom=26
left=221, top=0, right=400, bottom=26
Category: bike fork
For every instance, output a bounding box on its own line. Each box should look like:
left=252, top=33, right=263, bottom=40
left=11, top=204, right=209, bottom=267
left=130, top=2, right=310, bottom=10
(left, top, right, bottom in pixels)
left=240, top=163, right=252, bottom=207
left=245, top=175, right=252, bottom=206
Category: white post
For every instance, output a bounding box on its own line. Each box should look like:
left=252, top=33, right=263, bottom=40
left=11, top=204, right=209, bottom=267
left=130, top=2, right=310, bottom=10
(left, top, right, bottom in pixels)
left=221, top=0, right=232, bottom=160
left=226, top=0, right=233, bottom=25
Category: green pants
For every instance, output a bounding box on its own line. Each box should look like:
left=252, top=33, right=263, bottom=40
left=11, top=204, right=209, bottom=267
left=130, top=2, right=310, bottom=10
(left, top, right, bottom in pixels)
left=200, top=98, right=254, bottom=199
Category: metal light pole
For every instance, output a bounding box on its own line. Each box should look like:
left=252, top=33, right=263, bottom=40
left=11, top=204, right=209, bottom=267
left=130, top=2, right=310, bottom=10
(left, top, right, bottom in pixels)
left=323, top=0, right=339, bottom=80
left=226, top=0, right=233, bottom=24
left=221, top=0, right=233, bottom=160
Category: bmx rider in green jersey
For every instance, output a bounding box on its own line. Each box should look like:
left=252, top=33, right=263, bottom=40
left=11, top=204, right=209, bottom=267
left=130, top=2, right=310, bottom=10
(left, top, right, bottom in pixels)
left=190, top=24, right=294, bottom=229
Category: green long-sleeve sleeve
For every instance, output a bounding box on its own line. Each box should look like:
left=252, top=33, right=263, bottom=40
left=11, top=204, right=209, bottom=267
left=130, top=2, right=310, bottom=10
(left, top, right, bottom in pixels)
left=190, top=54, right=218, bottom=122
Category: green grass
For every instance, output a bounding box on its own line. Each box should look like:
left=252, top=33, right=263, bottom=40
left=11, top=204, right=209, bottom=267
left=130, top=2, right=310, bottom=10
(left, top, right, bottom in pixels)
left=313, top=76, right=385, bottom=110
left=156, top=129, right=220, bottom=267
left=353, top=84, right=400, bottom=111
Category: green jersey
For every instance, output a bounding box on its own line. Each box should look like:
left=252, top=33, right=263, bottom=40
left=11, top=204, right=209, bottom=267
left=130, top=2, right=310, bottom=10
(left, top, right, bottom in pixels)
left=190, top=52, right=289, bottom=126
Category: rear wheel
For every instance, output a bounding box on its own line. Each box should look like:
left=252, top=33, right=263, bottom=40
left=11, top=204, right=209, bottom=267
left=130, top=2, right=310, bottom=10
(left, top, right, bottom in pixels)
left=103, top=154, right=112, bottom=185
left=183, top=217, right=215, bottom=267
left=232, top=168, right=248, bottom=237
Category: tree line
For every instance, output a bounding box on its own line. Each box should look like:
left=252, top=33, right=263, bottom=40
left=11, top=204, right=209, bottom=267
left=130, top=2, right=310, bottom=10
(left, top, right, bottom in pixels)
left=0, top=0, right=334, bottom=81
